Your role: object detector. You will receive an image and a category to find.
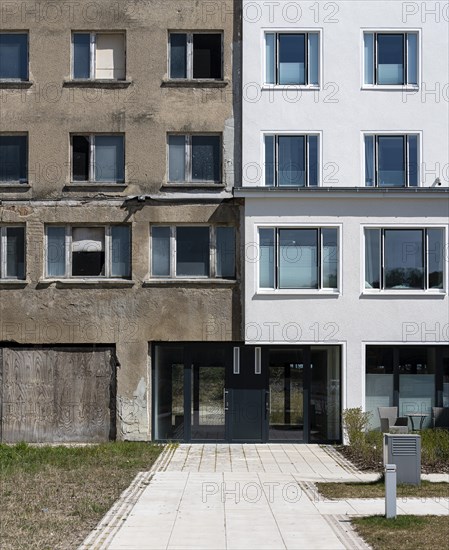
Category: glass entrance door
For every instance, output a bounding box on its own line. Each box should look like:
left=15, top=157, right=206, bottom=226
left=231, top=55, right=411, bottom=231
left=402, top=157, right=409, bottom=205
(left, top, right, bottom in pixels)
left=268, top=349, right=305, bottom=441
left=191, top=349, right=226, bottom=441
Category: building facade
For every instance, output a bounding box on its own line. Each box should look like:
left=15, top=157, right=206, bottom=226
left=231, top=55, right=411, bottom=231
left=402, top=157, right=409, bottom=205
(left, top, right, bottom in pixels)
left=1, top=1, right=448, bottom=445
left=237, top=0, right=449, bottom=440
left=0, top=0, right=242, bottom=443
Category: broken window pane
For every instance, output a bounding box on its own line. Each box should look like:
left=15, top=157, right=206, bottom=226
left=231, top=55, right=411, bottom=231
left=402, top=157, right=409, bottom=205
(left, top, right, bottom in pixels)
left=193, top=34, right=222, bottom=79
left=72, top=227, right=105, bottom=277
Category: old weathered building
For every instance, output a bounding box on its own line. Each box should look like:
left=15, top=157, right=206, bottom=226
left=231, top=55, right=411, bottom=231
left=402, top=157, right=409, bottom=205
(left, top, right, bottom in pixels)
left=0, top=0, right=242, bottom=442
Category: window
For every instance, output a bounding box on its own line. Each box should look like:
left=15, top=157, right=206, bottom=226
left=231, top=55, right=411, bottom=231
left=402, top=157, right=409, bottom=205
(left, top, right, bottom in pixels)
left=0, top=227, right=25, bottom=279
left=151, top=226, right=235, bottom=279
left=364, top=32, right=418, bottom=86
left=72, top=33, right=125, bottom=80
left=365, top=228, right=444, bottom=290
left=259, top=228, right=338, bottom=290
left=46, top=225, right=131, bottom=278
left=0, top=135, right=28, bottom=183
left=366, top=346, right=446, bottom=430
left=72, top=134, right=124, bottom=183
left=364, top=134, right=419, bottom=187
left=265, top=32, right=319, bottom=86
left=168, top=134, right=221, bottom=183
left=169, top=33, right=222, bottom=80
left=265, top=134, right=319, bottom=186
left=0, top=33, right=28, bottom=81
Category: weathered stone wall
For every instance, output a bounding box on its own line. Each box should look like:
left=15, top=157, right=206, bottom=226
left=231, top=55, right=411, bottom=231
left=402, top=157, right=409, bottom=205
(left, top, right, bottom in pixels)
left=0, top=0, right=241, bottom=440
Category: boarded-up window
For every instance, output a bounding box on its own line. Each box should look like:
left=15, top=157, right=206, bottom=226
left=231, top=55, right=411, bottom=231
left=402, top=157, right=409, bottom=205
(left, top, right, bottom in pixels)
left=0, top=347, right=116, bottom=443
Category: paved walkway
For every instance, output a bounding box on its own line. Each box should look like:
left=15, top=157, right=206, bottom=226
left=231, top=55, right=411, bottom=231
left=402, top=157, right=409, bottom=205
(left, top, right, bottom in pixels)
left=81, top=444, right=449, bottom=550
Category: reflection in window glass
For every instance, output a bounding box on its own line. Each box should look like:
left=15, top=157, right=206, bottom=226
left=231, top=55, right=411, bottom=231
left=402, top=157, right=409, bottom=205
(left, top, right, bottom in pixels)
left=279, top=229, right=317, bottom=289
left=384, top=229, right=423, bottom=289
left=378, top=136, right=405, bottom=187
left=377, top=34, right=404, bottom=85
left=176, top=227, right=210, bottom=276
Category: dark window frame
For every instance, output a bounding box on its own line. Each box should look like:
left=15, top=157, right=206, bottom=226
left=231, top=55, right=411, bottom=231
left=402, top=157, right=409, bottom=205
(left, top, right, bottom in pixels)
left=150, top=225, right=236, bottom=280
left=71, top=133, right=125, bottom=184
left=168, top=31, right=224, bottom=80
left=45, top=224, right=131, bottom=279
left=259, top=227, right=339, bottom=291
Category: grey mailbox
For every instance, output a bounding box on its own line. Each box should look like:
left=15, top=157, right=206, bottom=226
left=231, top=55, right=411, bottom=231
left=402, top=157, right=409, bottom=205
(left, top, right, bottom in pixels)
left=383, top=434, right=421, bottom=485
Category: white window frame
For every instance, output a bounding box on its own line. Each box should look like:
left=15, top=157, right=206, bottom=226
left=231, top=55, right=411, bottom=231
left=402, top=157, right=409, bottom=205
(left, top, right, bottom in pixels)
left=150, top=225, right=235, bottom=279
left=70, top=133, right=125, bottom=184
left=168, top=31, right=224, bottom=80
left=362, top=224, right=447, bottom=295
left=71, top=31, right=126, bottom=80
left=263, top=132, right=322, bottom=187
left=362, top=131, right=421, bottom=188
left=0, top=226, right=26, bottom=279
left=167, top=133, right=222, bottom=184
left=361, top=29, right=420, bottom=90
left=45, top=225, right=130, bottom=279
left=0, top=32, right=29, bottom=81
left=256, top=224, right=341, bottom=295
left=263, top=30, right=321, bottom=89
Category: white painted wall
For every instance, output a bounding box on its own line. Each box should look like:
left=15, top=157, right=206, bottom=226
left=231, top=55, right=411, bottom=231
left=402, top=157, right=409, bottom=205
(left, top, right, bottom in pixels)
left=241, top=1, right=449, bottom=415
left=242, top=193, right=449, bottom=410
left=242, top=0, right=449, bottom=188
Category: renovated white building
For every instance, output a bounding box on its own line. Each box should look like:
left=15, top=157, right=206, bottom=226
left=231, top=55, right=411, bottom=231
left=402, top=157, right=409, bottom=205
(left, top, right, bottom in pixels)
left=236, top=0, right=449, bottom=440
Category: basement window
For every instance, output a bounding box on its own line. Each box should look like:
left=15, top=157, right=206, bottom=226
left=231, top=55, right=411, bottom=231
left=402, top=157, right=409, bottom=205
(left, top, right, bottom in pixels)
left=72, top=32, right=126, bottom=80
left=71, top=134, right=125, bottom=183
left=46, top=225, right=131, bottom=279
left=169, top=33, right=223, bottom=80
left=151, top=226, right=235, bottom=279
left=0, top=226, right=25, bottom=279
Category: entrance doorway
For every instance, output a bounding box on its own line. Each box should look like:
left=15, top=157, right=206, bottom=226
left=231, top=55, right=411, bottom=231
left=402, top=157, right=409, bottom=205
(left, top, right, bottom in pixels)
left=153, top=343, right=341, bottom=443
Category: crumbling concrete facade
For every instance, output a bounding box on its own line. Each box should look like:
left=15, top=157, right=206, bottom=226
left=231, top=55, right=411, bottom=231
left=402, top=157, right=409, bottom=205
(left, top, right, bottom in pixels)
left=0, top=0, right=242, bottom=441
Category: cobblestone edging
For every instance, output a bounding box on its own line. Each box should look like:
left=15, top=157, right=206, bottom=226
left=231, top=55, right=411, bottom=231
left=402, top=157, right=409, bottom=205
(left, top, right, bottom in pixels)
left=79, top=444, right=176, bottom=550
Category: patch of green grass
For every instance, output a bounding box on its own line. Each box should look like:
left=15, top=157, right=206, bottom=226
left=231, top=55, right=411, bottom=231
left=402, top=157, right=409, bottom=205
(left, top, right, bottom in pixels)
left=0, top=442, right=164, bottom=550
left=338, top=428, right=449, bottom=473
left=353, top=516, right=449, bottom=550
left=317, top=478, right=449, bottom=499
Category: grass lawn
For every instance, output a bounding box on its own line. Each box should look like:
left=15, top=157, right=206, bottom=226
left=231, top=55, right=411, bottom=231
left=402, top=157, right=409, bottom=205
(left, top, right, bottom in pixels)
left=352, top=516, right=449, bottom=550
left=0, top=442, right=164, bottom=550
left=317, top=478, right=449, bottom=499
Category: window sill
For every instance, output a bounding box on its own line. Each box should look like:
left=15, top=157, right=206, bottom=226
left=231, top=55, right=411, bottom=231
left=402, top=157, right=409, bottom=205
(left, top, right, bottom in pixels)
left=361, top=85, right=419, bottom=91
left=0, top=183, right=30, bottom=190
left=63, top=80, right=133, bottom=89
left=38, top=278, right=135, bottom=289
left=362, top=289, right=446, bottom=297
left=0, top=81, right=33, bottom=89
left=143, top=278, right=237, bottom=287
left=255, top=289, right=340, bottom=297
left=261, top=84, right=320, bottom=91
left=161, top=79, right=229, bottom=88
left=0, top=280, right=29, bottom=288
left=161, top=183, right=225, bottom=190
left=64, top=183, right=128, bottom=190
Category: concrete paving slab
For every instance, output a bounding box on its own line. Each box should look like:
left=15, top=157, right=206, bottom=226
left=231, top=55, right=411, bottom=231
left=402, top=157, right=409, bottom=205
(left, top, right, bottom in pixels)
left=83, top=444, right=448, bottom=550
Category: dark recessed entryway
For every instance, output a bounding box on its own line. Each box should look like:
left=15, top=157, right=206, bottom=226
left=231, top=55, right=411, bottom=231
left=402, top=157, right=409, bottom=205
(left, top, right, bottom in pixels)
left=152, top=343, right=341, bottom=443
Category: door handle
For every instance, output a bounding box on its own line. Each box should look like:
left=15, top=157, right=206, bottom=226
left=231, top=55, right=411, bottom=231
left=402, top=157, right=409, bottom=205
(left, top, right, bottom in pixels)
left=224, top=389, right=229, bottom=412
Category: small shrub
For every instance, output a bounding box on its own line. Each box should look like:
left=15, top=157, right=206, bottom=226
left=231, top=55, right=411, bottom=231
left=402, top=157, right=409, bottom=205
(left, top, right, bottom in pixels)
left=342, top=407, right=372, bottom=447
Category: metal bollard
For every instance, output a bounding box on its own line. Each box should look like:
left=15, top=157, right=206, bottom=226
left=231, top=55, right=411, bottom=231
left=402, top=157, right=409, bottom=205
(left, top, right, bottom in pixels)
left=385, top=464, right=397, bottom=519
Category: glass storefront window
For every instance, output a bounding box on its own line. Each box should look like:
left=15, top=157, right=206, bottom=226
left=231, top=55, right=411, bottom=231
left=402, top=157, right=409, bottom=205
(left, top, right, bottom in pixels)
left=310, top=346, right=341, bottom=441
left=366, top=347, right=394, bottom=429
